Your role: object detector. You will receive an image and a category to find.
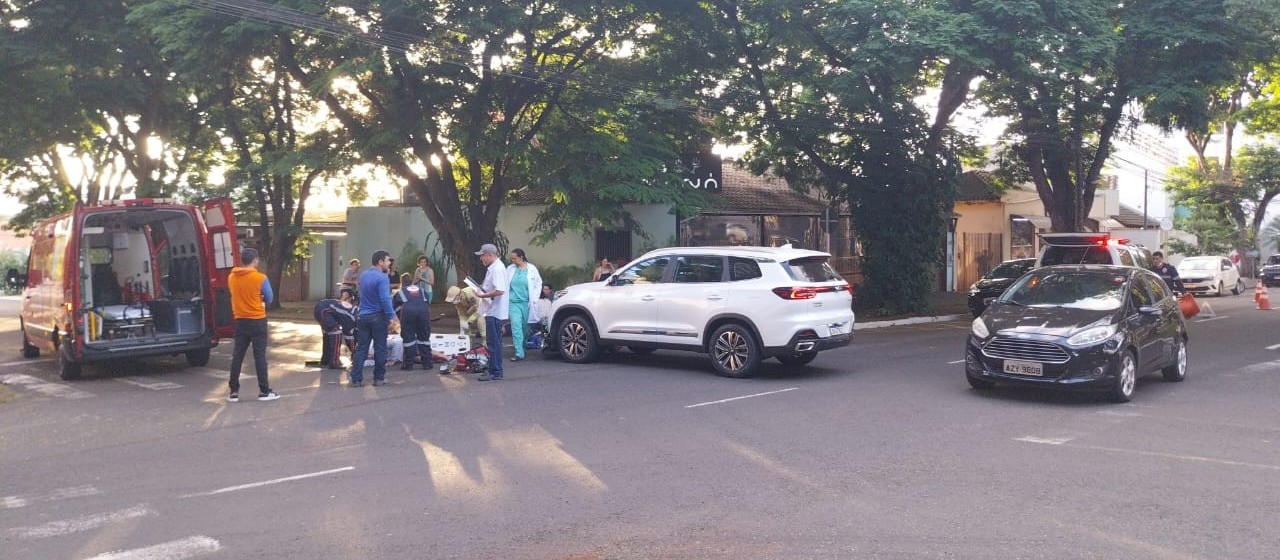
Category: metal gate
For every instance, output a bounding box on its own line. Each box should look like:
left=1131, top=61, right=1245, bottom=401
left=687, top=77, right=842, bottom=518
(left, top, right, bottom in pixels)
left=957, top=233, right=1003, bottom=289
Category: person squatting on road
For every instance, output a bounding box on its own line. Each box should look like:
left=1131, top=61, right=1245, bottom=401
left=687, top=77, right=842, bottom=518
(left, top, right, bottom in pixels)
left=474, top=243, right=510, bottom=381
left=314, top=288, right=356, bottom=369
left=506, top=248, right=543, bottom=361
left=227, top=248, right=279, bottom=402
left=533, top=283, right=554, bottom=337
left=445, top=285, right=485, bottom=342
left=396, top=283, right=433, bottom=370
left=349, top=250, right=395, bottom=387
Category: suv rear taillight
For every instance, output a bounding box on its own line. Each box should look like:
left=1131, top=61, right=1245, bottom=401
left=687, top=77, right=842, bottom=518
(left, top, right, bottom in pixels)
left=772, top=284, right=852, bottom=300
left=774, top=287, right=820, bottom=300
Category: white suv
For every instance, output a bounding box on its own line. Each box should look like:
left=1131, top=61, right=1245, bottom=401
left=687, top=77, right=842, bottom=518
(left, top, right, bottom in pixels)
left=546, top=246, right=855, bottom=378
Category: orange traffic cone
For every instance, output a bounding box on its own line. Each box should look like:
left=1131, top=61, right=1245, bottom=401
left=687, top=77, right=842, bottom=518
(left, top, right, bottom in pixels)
left=1259, top=283, right=1272, bottom=311
left=1255, top=282, right=1263, bottom=303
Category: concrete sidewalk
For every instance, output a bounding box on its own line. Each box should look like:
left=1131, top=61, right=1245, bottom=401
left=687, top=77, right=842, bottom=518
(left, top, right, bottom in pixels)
left=267, top=298, right=967, bottom=331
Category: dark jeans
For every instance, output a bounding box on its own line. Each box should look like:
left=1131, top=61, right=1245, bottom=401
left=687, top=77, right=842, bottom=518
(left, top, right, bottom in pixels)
left=350, top=313, right=389, bottom=382
left=229, top=318, right=270, bottom=394
left=485, top=316, right=504, bottom=378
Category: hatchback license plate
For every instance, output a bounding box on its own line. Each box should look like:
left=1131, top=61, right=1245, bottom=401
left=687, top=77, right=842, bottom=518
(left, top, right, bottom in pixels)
left=1003, top=359, right=1043, bottom=377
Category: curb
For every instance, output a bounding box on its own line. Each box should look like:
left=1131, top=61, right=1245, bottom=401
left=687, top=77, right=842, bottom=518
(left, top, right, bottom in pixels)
left=854, top=313, right=969, bottom=330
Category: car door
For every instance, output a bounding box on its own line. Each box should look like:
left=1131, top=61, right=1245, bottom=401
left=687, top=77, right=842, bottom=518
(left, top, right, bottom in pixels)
left=1141, top=274, right=1181, bottom=368
left=200, top=198, right=239, bottom=338
left=1125, top=275, right=1162, bottom=371
left=651, top=255, right=727, bottom=343
left=591, top=256, right=670, bottom=342
left=1221, top=258, right=1239, bottom=290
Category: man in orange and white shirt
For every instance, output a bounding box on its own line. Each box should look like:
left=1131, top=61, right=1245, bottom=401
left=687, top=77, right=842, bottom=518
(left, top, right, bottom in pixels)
left=227, top=248, right=279, bottom=402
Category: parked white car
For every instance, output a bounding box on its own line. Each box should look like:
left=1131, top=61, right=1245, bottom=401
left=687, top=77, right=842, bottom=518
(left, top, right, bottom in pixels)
left=1177, top=256, right=1243, bottom=296
left=546, top=246, right=855, bottom=378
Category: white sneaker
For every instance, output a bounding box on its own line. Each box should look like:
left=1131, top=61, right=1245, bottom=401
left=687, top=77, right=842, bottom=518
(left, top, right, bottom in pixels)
left=258, top=391, right=280, bottom=401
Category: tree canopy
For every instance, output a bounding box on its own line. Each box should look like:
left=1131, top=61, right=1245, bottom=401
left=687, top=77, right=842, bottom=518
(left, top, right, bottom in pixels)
left=1, top=0, right=1275, bottom=308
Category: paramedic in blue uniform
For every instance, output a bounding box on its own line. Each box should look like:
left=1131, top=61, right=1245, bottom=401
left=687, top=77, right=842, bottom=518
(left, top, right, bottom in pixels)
left=314, top=288, right=356, bottom=369
left=396, top=283, right=432, bottom=370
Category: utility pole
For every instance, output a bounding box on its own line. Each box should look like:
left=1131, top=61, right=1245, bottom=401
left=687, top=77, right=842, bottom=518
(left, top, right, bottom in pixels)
left=1142, top=169, right=1148, bottom=229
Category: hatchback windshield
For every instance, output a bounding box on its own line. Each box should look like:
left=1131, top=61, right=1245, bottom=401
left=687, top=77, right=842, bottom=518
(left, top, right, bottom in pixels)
left=999, top=270, right=1126, bottom=311
left=1179, top=258, right=1220, bottom=271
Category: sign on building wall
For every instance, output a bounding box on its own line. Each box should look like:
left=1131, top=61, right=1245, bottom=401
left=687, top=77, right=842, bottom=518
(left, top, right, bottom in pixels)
left=682, top=152, right=722, bottom=192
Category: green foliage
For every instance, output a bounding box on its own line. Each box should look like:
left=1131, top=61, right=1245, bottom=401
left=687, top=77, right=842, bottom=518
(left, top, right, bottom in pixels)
left=705, top=0, right=960, bottom=314
left=0, top=250, right=28, bottom=274
left=635, top=236, right=679, bottom=256
left=247, top=0, right=717, bottom=281
left=395, top=240, right=419, bottom=285
left=394, top=232, right=456, bottom=302
left=1166, top=210, right=1239, bottom=256
left=1167, top=144, right=1280, bottom=253
left=0, top=0, right=220, bottom=233
left=974, top=0, right=1239, bottom=232
left=537, top=264, right=596, bottom=292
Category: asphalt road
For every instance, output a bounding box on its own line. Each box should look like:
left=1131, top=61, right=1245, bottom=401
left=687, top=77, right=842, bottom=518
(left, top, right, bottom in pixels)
left=1, top=293, right=1277, bottom=560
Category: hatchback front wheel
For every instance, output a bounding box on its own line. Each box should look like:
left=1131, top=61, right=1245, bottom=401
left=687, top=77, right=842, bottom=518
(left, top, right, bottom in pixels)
left=1162, top=337, right=1187, bottom=382
left=1109, top=351, right=1136, bottom=403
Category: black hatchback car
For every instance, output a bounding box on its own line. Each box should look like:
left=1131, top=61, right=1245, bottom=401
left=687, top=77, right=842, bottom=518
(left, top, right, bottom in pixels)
left=967, top=258, right=1036, bottom=317
left=964, top=265, right=1188, bottom=402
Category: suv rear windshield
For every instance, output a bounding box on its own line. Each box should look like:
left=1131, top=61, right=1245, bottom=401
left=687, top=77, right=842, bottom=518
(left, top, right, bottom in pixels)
left=1040, top=246, right=1112, bottom=266
left=783, top=257, right=841, bottom=282
left=988, top=260, right=1032, bottom=278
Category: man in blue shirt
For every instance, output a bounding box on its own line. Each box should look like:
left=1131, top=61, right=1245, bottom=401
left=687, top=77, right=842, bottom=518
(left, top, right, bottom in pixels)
left=348, top=250, right=395, bottom=387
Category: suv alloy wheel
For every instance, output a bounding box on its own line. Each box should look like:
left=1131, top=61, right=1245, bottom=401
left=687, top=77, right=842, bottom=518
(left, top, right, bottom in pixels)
left=709, top=323, right=760, bottom=378
left=558, top=314, right=600, bottom=364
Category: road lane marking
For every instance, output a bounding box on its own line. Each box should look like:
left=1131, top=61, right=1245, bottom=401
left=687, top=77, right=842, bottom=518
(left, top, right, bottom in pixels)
left=1019, top=438, right=1280, bottom=471
left=1267, top=343, right=1280, bottom=350
left=1194, top=315, right=1227, bottom=323
left=1095, top=410, right=1142, bottom=418
left=181, top=466, right=355, bottom=497
left=685, top=387, right=799, bottom=409
left=0, top=373, right=94, bottom=399
left=116, top=377, right=183, bottom=390
left=947, top=359, right=965, bottom=364
left=2, top=485, right=100, bottom=509
left=0, top=359, right=53, bottom=368
left=9, top=505, right=154, bottom=539
left=85, top=536, right=222, bottom=560
left=1014, top=436, right=1075, bottom=445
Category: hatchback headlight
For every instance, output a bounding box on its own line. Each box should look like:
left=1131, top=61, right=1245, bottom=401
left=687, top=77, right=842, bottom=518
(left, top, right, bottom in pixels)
left=971, top=318, right=990, bottom=338
left=1066, top=324, right=1117, bottom=347
left=554, top=289, right=569, bottom=299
